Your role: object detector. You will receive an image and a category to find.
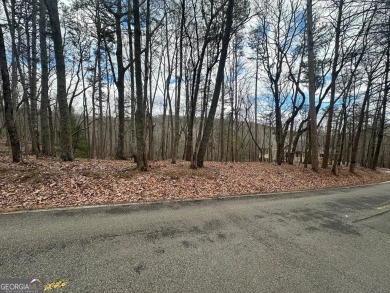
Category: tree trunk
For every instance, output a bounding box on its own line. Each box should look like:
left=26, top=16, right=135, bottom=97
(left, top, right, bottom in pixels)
left=220, top=80, right=225, bottom=162
left=10, top=0, right=17, bottom=111
left=322, top=0, right=343, bottom=168
left=127, top=0, right=136, bottom=155
left=184, top=6, right=216, bottom=161
left=29, top=0, right=39, bottom=156
left=44, top=0, right=73, bottom=161
left=133, top=0, right=147, bottom=170
left=332, top=108, right=344, bottom=175
left=172, top=1, right=185, bottom=164
left=144, top=0, right=152, bottom=162
left=366, top=97, right=381, bottom=168
left=39, top=0, right=51, bottom=155
left=350, top=76, right=372, bottom=172
left=274, top=100, right=284, bottom=165
left=254, top=39, right=259, bottom=162
left=112, top=0, right=126, bottom=160
left=97, top=8, right=104, bottom=159
left=307, top=0, right=319, bottom=171
left=0, top=25, right=21, bottom=162
left=371, top=42, right=389, bottom=170
left=360, top=98, right=369, bottom=167
left=196, top=0, right=235, bottom=168
left=161, top=91, right=168, bottom=160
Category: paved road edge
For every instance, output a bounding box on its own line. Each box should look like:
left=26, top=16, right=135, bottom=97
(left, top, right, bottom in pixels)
left=2, top=180, right=390, bottom=216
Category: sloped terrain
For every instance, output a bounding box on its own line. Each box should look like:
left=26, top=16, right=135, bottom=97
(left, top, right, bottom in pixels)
left=1, top=156, right=389, bottom=212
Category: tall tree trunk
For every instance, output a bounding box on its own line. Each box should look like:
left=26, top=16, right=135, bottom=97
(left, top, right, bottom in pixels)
left=332, top=107, right=344, bottom=174
left=90, top=53, right=98, bottom=158
left=44, top=0, right=73, bottom=161
left=371, top=41, right=389, bottom=170
left=366, top=97, right=381, bottom=168
left=133, top=0, right=147, bottom=170
left=127, top=0, right=136, bottom=156
left=360, top=94, right=370, bottom=167
left=254, top=42, right=259, bottom=162
left=338, top=113, right=348, bottom=166
left=172, top=0, right=185, bottom=164
left=162, top=13, right=173, bottom=161
left=161, top=92, right=168, bottom=160
left=143, top=0, right=151, bottom=154
left=196, top=0, right=235, bottom=168
left=105, top=59, right=113, bottom=158
left=322, top=0, right=343, bottom=168
left=350, top=75, right=373, bottom=172
left=96, top=4, right=104, bottom=159
left=307, top=0, right=319, bottom=171
left=29, top=0, right=39, bottom=156
left=10, top=0, right=17, bottom=110
left=274, top=98, right=284, bottom=165
left=184, top=7, right=215, bottom=161
left=287, top=121, right=295, bottom=164
left=0, top=25, right=21, bottom=162
left=220, top=80, right=225, bottom=162
left=48, top=104, right=56, bottom=155
left=112, top=0, right=126, bottom=160
left=98, top=50, right=104, bottom=158
left=191, top=65, right=212, bottom=168
left=39, top=0, right=50, bottom=155
left=15, top=1, right=38, bottom=156
left=82, top=66, right=90, bottom=158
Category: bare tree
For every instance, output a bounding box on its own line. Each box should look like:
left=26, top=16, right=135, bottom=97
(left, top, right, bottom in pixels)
left=196, top=0, right=235, bottom=168
left=43, top=0, right=73, bottom=161
left=307, top=0, right=319, bottom=171
left=133, top=0, right=147, bottom=170
left=39, top=0, right=51, bottom=155
left=172, top=0, right=186, bottom=164
left=371, top=17, right=390, bottom=170
left=0, top=25, right=21, bottom=162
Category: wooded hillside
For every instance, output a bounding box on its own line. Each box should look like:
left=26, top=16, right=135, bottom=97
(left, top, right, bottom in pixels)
left=0, top=0, right=389, bottom=172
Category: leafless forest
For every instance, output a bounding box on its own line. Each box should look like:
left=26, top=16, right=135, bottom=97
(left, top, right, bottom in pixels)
left=0, top=0, right=389, bottom=173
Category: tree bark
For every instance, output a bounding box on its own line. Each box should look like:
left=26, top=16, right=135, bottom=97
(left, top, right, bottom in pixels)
left=43, top=0, right=73, bottom=161
left=307, top=0, right=319, bottom=171
left=196, top=0, right=235, bottom=168
left=39, top=0, right=51, bottom=155
left=127, top=0, right=136, bottom=155
left=371, top=38, right=389, bottom=170
left=322, top=0, right=344, bottom=168
left=113, top=0, right=126, bottom=160
left=0, top=25, right=21, bottom=162
left=184, top=2, right=217, bottom=161
left=29, top=0, right=40, bottom=156
left=133, top=0, right=147, bottom=170
left=172, top=0, right=185, bottom=164
left=349, top=80, right=371, bottom=172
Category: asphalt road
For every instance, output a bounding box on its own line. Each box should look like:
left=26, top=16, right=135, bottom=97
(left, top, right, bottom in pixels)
left=1, top=182, right=390, bottom=293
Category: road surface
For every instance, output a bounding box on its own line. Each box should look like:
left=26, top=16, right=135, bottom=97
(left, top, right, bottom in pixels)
left=1, top=182, right=389, bottom=292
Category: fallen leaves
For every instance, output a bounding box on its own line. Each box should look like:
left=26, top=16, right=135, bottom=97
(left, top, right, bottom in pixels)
left=0, top=156, right=390, bottom=213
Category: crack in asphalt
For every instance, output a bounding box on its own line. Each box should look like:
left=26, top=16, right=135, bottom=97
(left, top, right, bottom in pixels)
left=352, top=209, right=389, bottom=223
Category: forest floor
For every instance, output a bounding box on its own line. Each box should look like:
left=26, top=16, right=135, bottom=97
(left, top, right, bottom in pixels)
left=1, top=155, right=390, bottom=213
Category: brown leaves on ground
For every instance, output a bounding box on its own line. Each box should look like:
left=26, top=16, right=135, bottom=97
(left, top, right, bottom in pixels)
left=1, top=156, right=390, bottom=213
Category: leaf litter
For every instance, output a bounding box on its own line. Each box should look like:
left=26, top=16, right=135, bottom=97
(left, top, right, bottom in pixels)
left=1, top=156, right=389, bottom=212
